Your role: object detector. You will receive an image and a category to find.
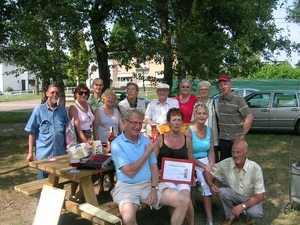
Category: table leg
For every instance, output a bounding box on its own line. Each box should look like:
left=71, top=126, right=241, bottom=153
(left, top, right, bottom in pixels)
left=48, top=174, right=59, bottom=187
left=81, top=176, right=98, bottom=206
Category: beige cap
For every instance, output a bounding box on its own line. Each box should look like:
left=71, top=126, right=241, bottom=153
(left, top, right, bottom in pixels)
left=156, top=83, right=169, bottom=89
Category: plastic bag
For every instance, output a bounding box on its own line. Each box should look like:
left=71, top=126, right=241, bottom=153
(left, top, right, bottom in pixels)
left=66, top=117, right=77, bottom=149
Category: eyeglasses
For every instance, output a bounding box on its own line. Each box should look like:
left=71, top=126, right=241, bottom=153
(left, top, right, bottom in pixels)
left=126, top=119, right=143, bottom=126
left=181, top=86, right=190, bottom=88
left=78, top=91, right=88, bottom=96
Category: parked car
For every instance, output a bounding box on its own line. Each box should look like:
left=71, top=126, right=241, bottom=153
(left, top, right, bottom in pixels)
left=244, top=90, right=300, bottom=135
left=212, top=88, right=260, bottom=99
left=113, top=90, right=151, bottom=108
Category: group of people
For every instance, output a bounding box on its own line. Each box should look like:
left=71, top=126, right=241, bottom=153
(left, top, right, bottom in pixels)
left=25, top=75, right=265, bottom=225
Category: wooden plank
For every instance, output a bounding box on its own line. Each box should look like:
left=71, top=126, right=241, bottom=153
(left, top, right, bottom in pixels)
left=14, top=177, right=71, bottom=196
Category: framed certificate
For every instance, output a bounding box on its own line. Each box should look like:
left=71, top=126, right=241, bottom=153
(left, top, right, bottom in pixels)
left=160, top=157, right=195, bottom=185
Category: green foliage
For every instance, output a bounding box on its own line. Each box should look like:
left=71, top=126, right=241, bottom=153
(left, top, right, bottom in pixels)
left=67, top=32, right=89, bottom=85
left=248, top=61, right=300, bottom=79
left=5, top=86, right=13, bottom=92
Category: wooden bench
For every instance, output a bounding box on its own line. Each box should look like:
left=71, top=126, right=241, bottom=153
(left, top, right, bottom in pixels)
left=14, top=177, right=71, bottom=198
left=65, top=200, right=148, bottom=225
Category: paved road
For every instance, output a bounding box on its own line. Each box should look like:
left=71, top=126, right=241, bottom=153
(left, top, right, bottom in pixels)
left=0, top=99, right=72, bottom=112
left=0, top=99, right=72, bottom=136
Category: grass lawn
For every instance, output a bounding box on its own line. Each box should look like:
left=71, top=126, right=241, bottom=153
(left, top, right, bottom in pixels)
left=0, top=112, right=31, bottom=123
left=0, top=93, right=41, bottom=102
left=1, top=131, right=300, bottom=224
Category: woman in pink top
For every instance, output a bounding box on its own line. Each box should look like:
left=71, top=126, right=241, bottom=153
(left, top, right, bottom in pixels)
left=174, top=79, right=198, bottom=132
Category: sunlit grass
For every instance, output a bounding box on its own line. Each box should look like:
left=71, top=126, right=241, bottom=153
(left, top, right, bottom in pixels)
left=0, top=112, right=31, bottom=123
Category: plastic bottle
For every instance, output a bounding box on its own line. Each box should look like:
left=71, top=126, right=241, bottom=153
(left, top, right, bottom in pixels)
left=146, top=124, right=152, bottom=135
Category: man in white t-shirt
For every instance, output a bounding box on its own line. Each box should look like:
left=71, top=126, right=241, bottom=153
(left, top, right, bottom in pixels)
left=144, top=83, right=179, bottom=128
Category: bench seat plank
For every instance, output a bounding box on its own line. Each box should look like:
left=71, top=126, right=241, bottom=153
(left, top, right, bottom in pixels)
left=14, top=177, right=70, bottom=197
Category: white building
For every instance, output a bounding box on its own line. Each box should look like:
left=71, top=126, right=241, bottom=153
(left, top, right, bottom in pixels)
left=0, top=61, right=41, bottom=93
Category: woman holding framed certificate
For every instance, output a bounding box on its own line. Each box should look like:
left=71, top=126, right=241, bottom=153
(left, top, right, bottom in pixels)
left=185, top=104, right=215, bottom=225
left=154, top=108, right=195, bottom=225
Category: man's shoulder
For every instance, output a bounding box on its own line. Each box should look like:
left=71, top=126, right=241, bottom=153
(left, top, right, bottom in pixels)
left=246, top=158, right=262, bottom=170
left=119, top=98, right=128, bottom=106
left=167, top=97, right=179, bottom=104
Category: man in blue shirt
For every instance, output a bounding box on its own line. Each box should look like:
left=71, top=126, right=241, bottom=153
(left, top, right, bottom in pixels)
left=111, top=108, right=190, bottom=225
left=25, top=84, right=69, bottom=180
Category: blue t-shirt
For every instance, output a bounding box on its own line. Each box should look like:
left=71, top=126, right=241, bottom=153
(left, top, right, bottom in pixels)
left=111, top=132, right=156, bottom=183
left=189, top=125, right=211, bottom=159
left=25, top=102, right=69, bottom=160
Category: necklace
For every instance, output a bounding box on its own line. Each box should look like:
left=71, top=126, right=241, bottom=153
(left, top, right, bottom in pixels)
left=170, top=133, right=180, bottom=142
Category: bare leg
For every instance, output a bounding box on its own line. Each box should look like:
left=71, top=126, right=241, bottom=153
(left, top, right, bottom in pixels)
left=181, top=189, right=194, bottom=225
left=203, top=195, right=213, bottom=222
left=159, top=188, right=190, bottom=225
left=119, top=202, right=139, bottom=225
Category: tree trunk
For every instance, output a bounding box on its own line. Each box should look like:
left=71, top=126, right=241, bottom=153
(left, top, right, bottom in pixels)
left=89, top=3, right=113, bottom=91
left=155, top=0, right=174, bottom=96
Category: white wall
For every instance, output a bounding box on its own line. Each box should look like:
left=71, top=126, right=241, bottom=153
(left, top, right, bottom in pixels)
left=0, top=62, right=41, bottom=92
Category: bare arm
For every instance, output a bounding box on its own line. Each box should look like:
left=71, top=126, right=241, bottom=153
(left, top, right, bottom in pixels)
left=153, top=134, right=163, bottom=157
left=186, top=134, right=194, bottom=160
left=208, top=127, right=215, bottom=165
left=143, top=118, right=159, bottom=126
left=26, top=133, right=36, bottom=162
left=203, top=169, right=220, bottom=195
left=243, top=113, right=253, bottom=135
left=236, top=113, right=254, bottom=142
left=118, top=111, right=125, bottom=132
left=93, top=108, right=100, bottom=140
left=231, top=193, right=264, bottom=218
left=148, top=163, right=160, bottom=206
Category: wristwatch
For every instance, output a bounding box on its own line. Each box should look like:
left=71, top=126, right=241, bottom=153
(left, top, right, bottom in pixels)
left=242, top=203, right=247, bottom=210
left=151, top=186, right=159, bottom=190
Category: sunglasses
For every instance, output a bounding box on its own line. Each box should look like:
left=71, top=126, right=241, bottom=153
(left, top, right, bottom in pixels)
left=126, top=119, right=143, bottom=126
left=78, top=91, right=88, bottom=96
left=181, top=86, right=190, bottom=88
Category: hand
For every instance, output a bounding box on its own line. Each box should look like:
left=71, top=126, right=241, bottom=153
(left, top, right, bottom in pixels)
left=26, top=152, right=33, bottom=162
left=145, top=140, right=159, bottom=154
left=148, top=188, right=158, bottom=206
left=205, top=164, right=214, bottom=172
left=210, top=184, right=220, bottom=195
left=230, top=204, right=244, bottom=218
left=233, top=134, right=245, bottom=142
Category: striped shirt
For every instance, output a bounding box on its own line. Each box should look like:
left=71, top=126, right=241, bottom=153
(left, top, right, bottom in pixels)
left=218, top=92, right=251, bottom=140
left=145, top=97, right=179, bottom=124
left=211, top=158, right=265, bottom=196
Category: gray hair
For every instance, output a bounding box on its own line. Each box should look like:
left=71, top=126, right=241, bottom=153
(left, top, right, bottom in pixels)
left=197, top=81, right=211, bottom=90
left=244, top=141, right=249, bottom=152
left=47, top=84, right=59, bottom=91
left=126, top=82, right=139, bottom=91
left=180, top=79, right=192, bottom=87
left=124, top=108, right=145, bottom=120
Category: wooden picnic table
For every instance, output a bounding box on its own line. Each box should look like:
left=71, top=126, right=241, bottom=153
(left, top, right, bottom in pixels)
left=28, top=154, right=115, bottom=207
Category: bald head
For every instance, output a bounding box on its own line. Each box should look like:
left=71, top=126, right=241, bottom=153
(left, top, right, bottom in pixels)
left=232, top=140, right=248, bottom=153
